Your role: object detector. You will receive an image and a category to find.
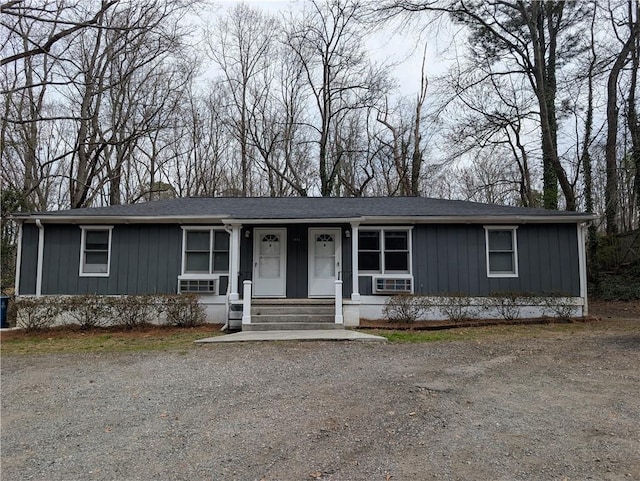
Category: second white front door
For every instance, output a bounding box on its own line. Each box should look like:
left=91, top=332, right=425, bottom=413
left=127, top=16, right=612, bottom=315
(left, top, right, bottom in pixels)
left=253, top=228, right=286, bottom=297
left=308, top=228, right=341, bottom=297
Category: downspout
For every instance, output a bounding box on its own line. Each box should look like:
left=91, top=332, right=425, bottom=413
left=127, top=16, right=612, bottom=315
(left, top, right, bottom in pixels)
left=14, top=220, right=23, bottom=296
left=35, top=219, right=44, bottom=297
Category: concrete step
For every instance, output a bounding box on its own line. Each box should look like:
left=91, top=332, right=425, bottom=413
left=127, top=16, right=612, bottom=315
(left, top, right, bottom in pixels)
left=244, top=299, right=341, bottom=332
left=251, top=298, right=334, bottom=305
left=250, top=314, right=335, bottom=323
left=252, top=305, right=334, bottom=316
left=243, top=322, right=344, bottom=331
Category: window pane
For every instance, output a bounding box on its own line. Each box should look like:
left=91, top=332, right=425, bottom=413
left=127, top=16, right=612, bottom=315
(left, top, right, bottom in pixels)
left=385, top=231, right=407, bottom=250
left=489, top=230, right=513, bottom=251
left=359, top=231, right=379, bottom=250
left=186, top=252, right=210, bottom=272
left=85, top=230, right=109, bottom=250
left=489, top=252, right=514, bottom=273
left=186, top=231, right=210, bottom=251
left=84, top=252, right=108, bottom=272
left=214, top=231, right=229, bottom=251
left=259, top=257, right=280, bottom=278
left=314, top=257, right=335, bottom=277
left=359, top=252, right=380, bottom=271
left=385, top=252, right=409, bottom=271
left=213, top=252, right=229, bottom=272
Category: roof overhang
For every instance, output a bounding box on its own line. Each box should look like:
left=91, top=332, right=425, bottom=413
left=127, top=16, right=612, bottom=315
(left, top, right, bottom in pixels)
left=13, top=213, right=598, bottom=224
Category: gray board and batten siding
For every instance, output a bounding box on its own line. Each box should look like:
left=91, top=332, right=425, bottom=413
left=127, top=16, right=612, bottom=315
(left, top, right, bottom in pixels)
left=357, top=223, right=580, bottom=297
left=20, top=220, right=579, bottom=298
left=19, top=223, right=219, bottom=296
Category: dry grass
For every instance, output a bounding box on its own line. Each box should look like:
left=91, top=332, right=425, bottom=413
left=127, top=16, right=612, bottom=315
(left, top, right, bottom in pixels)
left=367, top=318, right=640, bottom=342
left=2, top=319, right=638, bottom=354
left=0, top=324, right=222, bottom=355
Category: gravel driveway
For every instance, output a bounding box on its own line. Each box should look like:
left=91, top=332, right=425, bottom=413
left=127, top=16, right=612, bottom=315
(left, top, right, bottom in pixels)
left=2, top=323, right=639, bottom=481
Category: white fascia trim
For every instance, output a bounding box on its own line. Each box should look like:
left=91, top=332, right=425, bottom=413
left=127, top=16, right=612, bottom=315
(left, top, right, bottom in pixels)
left=223, top=217, right=364, bottom=225
left=26, top=215, right=230, bottom=224
left=79, top=226, right=113, bottom=278
left=181, top=225, right=228, bottom=231
left=22, top=213, right=598, bottom=225
left=360, top=215, right=598, bottom=224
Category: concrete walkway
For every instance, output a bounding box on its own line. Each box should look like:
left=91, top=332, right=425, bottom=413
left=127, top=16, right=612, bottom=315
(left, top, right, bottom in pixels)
left=195, top=329, right=386, bottom=343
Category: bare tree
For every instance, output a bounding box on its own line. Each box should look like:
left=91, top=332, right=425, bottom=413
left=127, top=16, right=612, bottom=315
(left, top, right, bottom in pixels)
left=377, top=0, right=591, bottom=210
left=0, top=0, right=119, bottom=67
left=375, top=45, right=429, bottom=196
left=285, top=0, right=390, bottom=196
left=604, top=0, right=638, bottom=233
left=206, top=3, right=277, bottom=197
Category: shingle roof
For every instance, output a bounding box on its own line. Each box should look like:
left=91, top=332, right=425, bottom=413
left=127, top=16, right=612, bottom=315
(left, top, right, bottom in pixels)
left=23, top=197, right=594, bottom=222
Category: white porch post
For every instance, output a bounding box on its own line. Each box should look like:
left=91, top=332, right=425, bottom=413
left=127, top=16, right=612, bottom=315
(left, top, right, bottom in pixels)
left=229, top=224, right=242, bottom=301
left=350, top=222, right=360, bottom=301
left=242, top=280, right=252, bottom=325
left=334, top=280, right=344, bottom=324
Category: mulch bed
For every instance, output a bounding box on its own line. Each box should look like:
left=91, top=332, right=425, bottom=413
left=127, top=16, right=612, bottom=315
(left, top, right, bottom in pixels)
left=358, top=316, right=601, bottom=331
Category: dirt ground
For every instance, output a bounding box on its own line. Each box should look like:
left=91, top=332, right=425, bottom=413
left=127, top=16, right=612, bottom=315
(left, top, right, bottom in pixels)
left=2, top=318, right=639, bottom=481
left=590, top=299, right=640, bottom=319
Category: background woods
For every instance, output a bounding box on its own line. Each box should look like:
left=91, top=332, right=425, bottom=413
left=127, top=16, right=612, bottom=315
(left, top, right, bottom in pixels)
left=1, top=0, right=639, bottom=290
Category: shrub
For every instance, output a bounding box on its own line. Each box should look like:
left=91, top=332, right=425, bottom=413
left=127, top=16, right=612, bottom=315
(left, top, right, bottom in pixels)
left=162, top=293, right=206, bottom=327
left=63, top=295, right=111, bottom=329
left=109, top=295, right=162, bottom=329
left=482, top=291, right=532, bottom=321
left=540, top=293, right=576, bottom=321
left=14, top=297, right=62, bottom=331
left=439, top=293, right=478, bottom=323
left=383, top=294, right=432, bottom=323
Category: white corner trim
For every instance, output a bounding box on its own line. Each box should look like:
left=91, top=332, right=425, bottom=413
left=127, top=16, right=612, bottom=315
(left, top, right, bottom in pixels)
left=577, top=222, right=589, bottom=315
left=35, top=219, right=44, bottom=296
left=14, top=221, right=23, bottom=296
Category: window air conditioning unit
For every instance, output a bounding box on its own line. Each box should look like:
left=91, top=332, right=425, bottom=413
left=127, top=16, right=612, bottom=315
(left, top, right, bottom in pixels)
left=179, top=279, right=217, bottom=294
left=373, top=276, right=413, bottom=294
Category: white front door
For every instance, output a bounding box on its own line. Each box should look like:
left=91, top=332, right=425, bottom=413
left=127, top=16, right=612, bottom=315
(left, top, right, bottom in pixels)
left=253, top=228, right=286, bottom=297
left=308, top=228, right=341, bottom=297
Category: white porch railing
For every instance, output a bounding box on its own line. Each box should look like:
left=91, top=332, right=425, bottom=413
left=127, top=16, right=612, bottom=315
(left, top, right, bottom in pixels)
left=242, top=280, right=252, bottom=325
left=334, top=280, right=344, bottom=324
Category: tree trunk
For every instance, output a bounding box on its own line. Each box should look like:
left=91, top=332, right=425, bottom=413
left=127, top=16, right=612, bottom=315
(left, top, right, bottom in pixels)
left=605, top=22, right=637, bottom=234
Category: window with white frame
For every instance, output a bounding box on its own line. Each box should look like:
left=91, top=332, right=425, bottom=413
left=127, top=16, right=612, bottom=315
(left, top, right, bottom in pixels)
left=485, top=226, right=518, bottom=277
left=182, top=228, right=229, bottom=274
left=358, top=229, right=411, bottom=274
left=80, top=226, right=113, bottom=276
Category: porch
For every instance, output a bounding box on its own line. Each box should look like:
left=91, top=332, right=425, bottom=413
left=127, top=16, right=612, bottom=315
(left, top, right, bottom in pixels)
left=230, top=279, right=350, bottom=331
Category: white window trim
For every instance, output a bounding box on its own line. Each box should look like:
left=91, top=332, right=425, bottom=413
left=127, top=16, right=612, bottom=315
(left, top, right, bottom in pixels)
left=79, top=226, right=113, bottom=277
left=484, top=225, right=519, bottom=278
left=358, top=226, right=413, bottom=275
left=181, top=226, right=230, bottom=276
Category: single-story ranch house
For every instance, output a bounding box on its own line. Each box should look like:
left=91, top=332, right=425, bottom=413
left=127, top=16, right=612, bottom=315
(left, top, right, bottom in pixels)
left=14, top=197, right=596, bottom=329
